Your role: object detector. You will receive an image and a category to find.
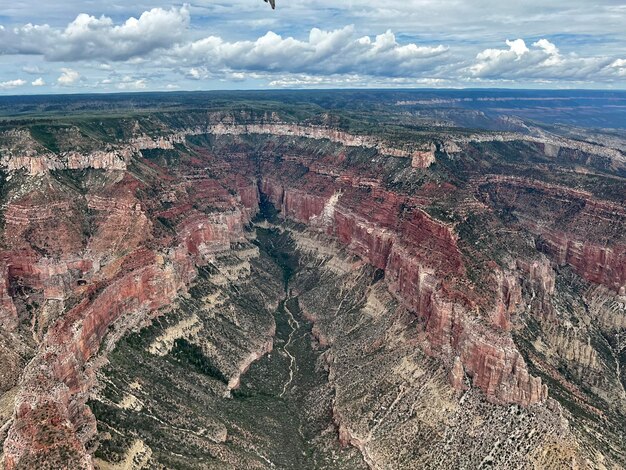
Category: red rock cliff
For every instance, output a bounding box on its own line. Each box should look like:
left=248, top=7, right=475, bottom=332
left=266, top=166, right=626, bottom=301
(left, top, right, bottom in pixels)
left=2, top=175, right=256, bottom=469
left=259, top=176, right=547, bottom=406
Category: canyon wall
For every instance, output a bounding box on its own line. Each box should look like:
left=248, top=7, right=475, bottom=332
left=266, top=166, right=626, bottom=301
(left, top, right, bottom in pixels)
left=209, top=123, right=437, bottom=166
left=258, top=176, right=547, bottom=406
left=1, top=169, right=257, bottom=469
left=0, top=113, right=624, bottom=468
left=479, top=177, right=626, bottom=294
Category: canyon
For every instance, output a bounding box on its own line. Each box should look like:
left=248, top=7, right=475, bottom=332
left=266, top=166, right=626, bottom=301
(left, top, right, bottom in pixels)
left=0, top=92, right=624, bottom=469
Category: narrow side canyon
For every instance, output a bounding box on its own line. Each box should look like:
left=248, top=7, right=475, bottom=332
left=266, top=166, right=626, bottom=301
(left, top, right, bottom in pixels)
left=0, top=110, right=624, bottom=469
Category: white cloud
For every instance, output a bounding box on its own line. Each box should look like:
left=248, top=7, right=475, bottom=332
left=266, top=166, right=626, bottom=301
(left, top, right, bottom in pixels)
left=186, top=67, right=209, bottom=80
left=228, top=72, right=247, bottom=82
left=0, top=10, right=449, bottom=80
left=0, top=79, right=27, bottom=89
left=31, top=77, right=45, bottom=86
left=0, top=6, right=190, bottom=61
left=168, top=26, right=449, bottom=78
left=116, top=76, right=148, bottom=89
left=0, top=4, right=624, bottom=89
left=266, top=73, right=449, bottom=88
left=471, top=39, right=534, bottom=76
left=57, top=68, right=80, bottom=85
left=610, top=59, right=626, bottom=77
left=506, top=39, right=530, bottom=57
left=469, top=38, right=622, bottom=81
left=533, top=39, right=559, bottom=56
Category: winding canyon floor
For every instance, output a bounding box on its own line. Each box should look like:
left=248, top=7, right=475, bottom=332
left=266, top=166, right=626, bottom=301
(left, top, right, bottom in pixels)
left=0, top=91, right=625, bottom=469
left=91, top=221, right=367, bottom=469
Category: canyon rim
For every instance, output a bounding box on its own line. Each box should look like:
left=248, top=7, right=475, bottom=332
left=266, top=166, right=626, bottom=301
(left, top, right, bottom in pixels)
left=0, top=90, right=624, bottom=469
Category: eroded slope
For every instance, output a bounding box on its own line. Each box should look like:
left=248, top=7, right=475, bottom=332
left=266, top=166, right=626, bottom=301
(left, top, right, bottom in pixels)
left=0, top=108, right=624, bottom=469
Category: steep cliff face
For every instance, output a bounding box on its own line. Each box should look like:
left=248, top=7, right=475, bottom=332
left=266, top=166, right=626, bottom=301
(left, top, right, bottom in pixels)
left=1, top=151, right=130, bottom=175
left=537, top=233, right=626, bottom=294
left=0, top=161, right=256, bottom=469
left=480, top=177, right=626, bottom=294
left=290, top=232, right=580, bottom=469
left=0, top=109, right=624, bottom=469
left=257, top=173, right=547, bottom=407
left=3, top=259, right=182, bottom=470
left=210, top=122, right=437, bottom=166
left=0, top=263, right=18, bottom=330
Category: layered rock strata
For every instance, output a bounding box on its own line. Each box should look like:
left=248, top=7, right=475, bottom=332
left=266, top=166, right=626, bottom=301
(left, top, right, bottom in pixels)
left=0, top=112, right=623, bottom=468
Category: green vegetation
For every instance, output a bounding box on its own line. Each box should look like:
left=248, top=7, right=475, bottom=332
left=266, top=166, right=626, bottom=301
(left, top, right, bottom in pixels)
left=170, top=338, right=229, bottom=383
left=29, top=124, right=61, bottom=153
left=140, top=148, right=181, bottom=166
left=91, top=210, right=365, bottom=468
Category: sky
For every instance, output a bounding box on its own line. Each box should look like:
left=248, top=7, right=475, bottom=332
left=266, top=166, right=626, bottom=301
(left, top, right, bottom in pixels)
left=0, top=0, right=625, bottom=94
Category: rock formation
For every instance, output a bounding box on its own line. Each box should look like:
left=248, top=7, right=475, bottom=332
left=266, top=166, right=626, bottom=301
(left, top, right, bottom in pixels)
left=0, top=102, right=624, bottom=469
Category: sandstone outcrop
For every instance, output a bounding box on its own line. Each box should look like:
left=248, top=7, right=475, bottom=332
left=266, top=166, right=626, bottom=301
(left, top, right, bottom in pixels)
left=479, top=176, right=626, bottom=294
left=210, top=122, right=436, bottom=164
left=0, top=150, right=130, bottom=174
left=258, top=175, right=546, bottom=407
left=0, top=263, right=18, bottom=330
left=0, top=106, right=624, bottom=469
left=1, top=170, right=253, bottom=468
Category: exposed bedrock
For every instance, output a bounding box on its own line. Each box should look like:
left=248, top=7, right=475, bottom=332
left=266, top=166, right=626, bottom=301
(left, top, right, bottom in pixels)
left=291, top=234, right=581, bottom=469
left=259, top=176, right=547, bottom=407
left=3, top=259, right=183, bottom=470
left=210, top=122, right=437, bottom=166
left=537, top=232, right=626, bottom=295
left=1, top=179, right=255, bottom=469
left=0, top=123, right=623, bottom=468
left=0, top=263, right=18, bottom=330
left=479, top=177, right=626, bottom=294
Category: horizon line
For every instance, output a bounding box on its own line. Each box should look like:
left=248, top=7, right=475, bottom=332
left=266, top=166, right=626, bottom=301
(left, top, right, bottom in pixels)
left=2, top=87, right=626, bottom=99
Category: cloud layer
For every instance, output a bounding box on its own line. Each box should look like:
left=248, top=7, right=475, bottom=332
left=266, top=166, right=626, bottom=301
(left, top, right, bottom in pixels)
left=1, top=7, right=190, bottom=61
left=0, top=79, right=27, bottom=90
left=0, top=3, right=624, bottom=92
left=469, top=38, right=621, bottom=80
left=169, top=26, right=449, bottom=77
